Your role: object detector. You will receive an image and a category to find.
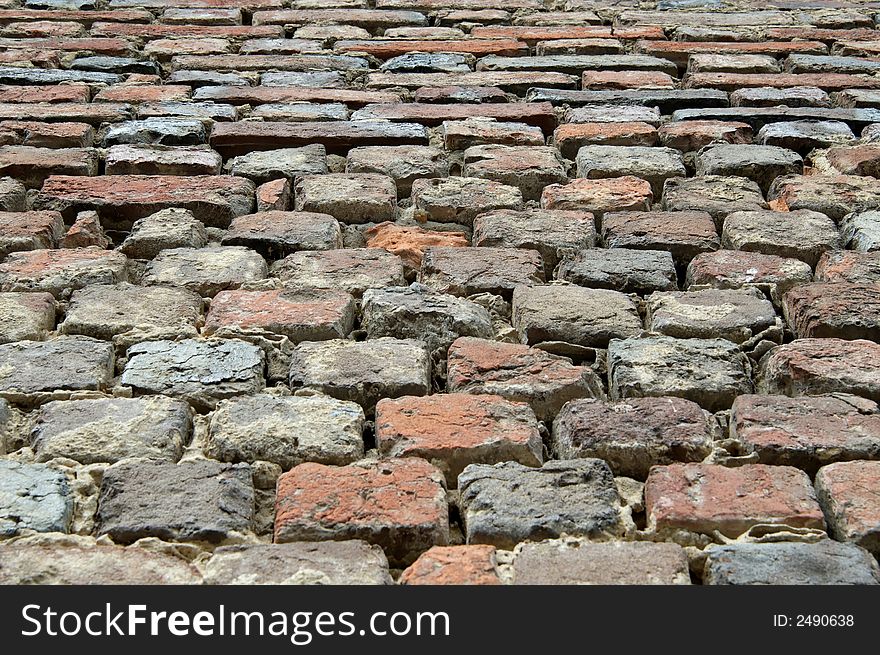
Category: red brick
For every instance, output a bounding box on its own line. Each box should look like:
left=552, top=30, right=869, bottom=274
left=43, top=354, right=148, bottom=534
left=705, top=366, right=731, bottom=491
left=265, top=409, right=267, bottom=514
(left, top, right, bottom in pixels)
left=758, top=338, right=880, bottom=402
left=766, top=27, right=880, bottom=41
left=815, top=460, right=880, bottom=554
left=204, top=288, right=356, bottom=342
left=768, top=175, right=880, bottom=222
left=541, top=177, right=652, bottom=219
left=0, top=145, right=97, bottom=189
left=731, top=394, right=880, bottom=474
left=94, top=85, right=192, bottom=104
left=0, top=248, right=128, bottom=298
left=336, top=39, right=527, bottom=59
left=0, top=103, right=131, bottom=127
left=581, top=70, right=675, bottom=90
left=446, top=336, right=603, bottom=421
left=194, top=85, right=398, bottom=108
left=352, top=102, right=557, bottom=134
left=658, top=120, right=752, bottom=152
left=366, top=72, right=576, bottom=93
left=783, top=282, right=880, bottom=341
left=255, top=178, right=290, bottom=212
left=0, top=10, right=153, bottom=25
left=274, top=458, right=448, bottom=566
left=376, top=393, right=542, bottom=487
left=399, top=545, right=501, bottom=585
left=365, top=222, right=468, bottom=271
left=645, top=463, right=825, bottom=538
left=60, top=212, right=110, bottom=250
left=146, top=37, right=232, bottom=60
left=90, top=22, right=282, bottom=40
left=0, top=37, right=133, bottom=56
left=0, top=121, right=94, bottom=149
left=553, top=122, right=658, bottom=157
left=0, top=211, right=64, bottom=255
left=35, top=175, right=254, bottom=229
left=0, top=49, right=60, bottom=67
left=832, top=40, right=880, bottom=57
left=209, top=121, right=428, bottom=157
left=815, top=250, right=880, bottom=285
left=602, top=210, right=719, bottom=265
left=3, top=20, right=86, bottom=39
left=442, top=120, right=544, bottom=150
left=0, top=85, right=90, bottom=104
left=553, top=397, right=714, bottom=480
left=826, top=145, right=880, bottom=177
left=684, top=72, right=880, bottom=91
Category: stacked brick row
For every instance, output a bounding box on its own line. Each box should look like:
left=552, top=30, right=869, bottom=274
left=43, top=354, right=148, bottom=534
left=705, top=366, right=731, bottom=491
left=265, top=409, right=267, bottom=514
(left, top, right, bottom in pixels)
left=0, top=0, right=879, bottom=585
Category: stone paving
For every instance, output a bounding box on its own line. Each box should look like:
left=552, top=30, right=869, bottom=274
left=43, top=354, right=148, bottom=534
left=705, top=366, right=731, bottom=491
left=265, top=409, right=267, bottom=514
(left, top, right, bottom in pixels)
left=0, top=0, right=879, bottom=586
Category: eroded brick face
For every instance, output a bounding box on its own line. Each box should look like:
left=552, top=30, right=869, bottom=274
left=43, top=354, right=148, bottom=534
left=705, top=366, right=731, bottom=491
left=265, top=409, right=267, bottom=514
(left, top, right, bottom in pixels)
left=3, top=0, right=880, bottom=587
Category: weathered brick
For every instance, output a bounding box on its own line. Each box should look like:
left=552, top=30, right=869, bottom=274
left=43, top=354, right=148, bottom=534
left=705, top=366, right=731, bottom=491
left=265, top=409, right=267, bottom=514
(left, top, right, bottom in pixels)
left=662, top=176, right=767, bottom=225
left=688, top=53, right=781, bottom=74
left=420, top=246, right=544, bottom=299
left=576, top=145, right=685, bottom=197
left=581, top=70, right=674, bottom=90
left=35, top=174, right=254, bottom=229
left=416, top=86, right=508, bottom=104
left=704, top=541, right=880, bottom=585
left=376, top=393, right=542, bottom=486
left=645, top=463, right=825, bottom=538
left=816, top=460, right=880, bottom=554
left=553, top=397, right=714, bottom=479
left=121, top=338, right=265, bottom=412
left=400, top=545, right=501, bottom=585
left=686, top=250, right=813, bottom=306
left=412, top=176, right=522, bottom=226
left=0, top=248, right=128, bottom=298
left=758, top=338, right=880, bottom=401
left=60, top=282, right=202, bottom=346
left=227, top=144, right=327, bottom=184
left=647, top=288, right=779, bottom=344
left=204, top=289, right=356, bottom=342
left=696, top=144, right=803, bottom=194
left=0, top=336, right=114, bottom=406
left=730, top=86, right=831, bottom=108
left=783, top=282, right=880, bottom=340
left=608, top=336, right=754, bottom=412
left=463, top=145, right=566, bottom=201
left=367, top=72, right=575, bottom=94
left=202, top=541, right=392, bottom=585
left=602, top=210, right=719, bottom=265
left=60, top=211, right=109, bottom=250
left=558, top=248, right=678, bottom=295
left=685, top=72, right=880, bottom=92
left=0, top=292, right=55, bottom=344
left=472, top=208, right=595, bottom=276
left=721, top=209, right=840, bottom=267
left=841, top=211, right=880, bottom=252
left=346, top=145, right=446, bottom=196
left=512, top=284, right=641, bottom=349
left=658, top=120, right=753, bottom=152
left=825, top=144, right=880, bottom=177
left=206, top=394, right=364, bottom=469
left=97, top=459, right=254, bottom=544
left=0, top=84, right=90, bottom=104
left=815, top=250, right=880, bottom=285
left=567, top=105, right=661, bottom=126
left=364, top=223, right=468, bottom=271
left=351, top=102, right=558, bottom=133
left=294, top=173, right=396, bottom=224
left=105, top=144, right=221, bottom=176
left=274, top=458, right=448, bottom=566
left=731, top=393, right=880, bottom=474
left=362, top=284, right=493, bottom=354
left=553, top=122, right=658, bottom=158
left=512, top=539, right=691, bottom=585
left=142, top=246, right=267, bottom=297
left=0, top=121, right=94, bottom=149
left=541, top=177, right=652, bottom=219
left=221, top=211, right=341, bottom=259
left=272, top=247, right=406, bottom=297
left=0, top=461, right=71, bottom=536
left=104, top=117, right=207, bottom=147
left=289, top=338, right=431, bottom=412
left=0, top=145, right=98, bottom=188
left=32, top=396, right=193, bottom=464
left=118, top=208, right=208, bottom=260
left=0, top=210, right=64, bottom=256
left=458, top=459, right=622, bottom=548
left=769, top=174, right=880, bottom=222
left=758, top=120, right=855, bottom=154
left=256, top=178, right=290, bottom=212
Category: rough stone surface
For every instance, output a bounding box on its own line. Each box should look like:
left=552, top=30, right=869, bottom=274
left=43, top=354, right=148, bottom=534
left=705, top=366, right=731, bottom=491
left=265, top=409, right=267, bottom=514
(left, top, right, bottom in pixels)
left=553, top=397, right=714, bottom=479
left=142, top=246, right=268, bottom=297
left=121, top=339, right=265, bottom=412
left=399, top=545, right=501, bottom=585
left=117, top=208, right=209, bottom=260
left=0, top=460, right=72, bottom=536
left=815, top=460, right=880, bottom=554
left=704, top=541, right=880, bottom=585
left=272, top=248, right=406, bottom=297
left=557, top=248, right=677, bottom=295
left=97, top=459, right=255, bottom=544
left=206, top=394, right=364, bottom=469
left=721, top=209, right=840, bottom=268
left=458, top=459, right=622, bottom=548
left=608, top=336, right=754, bottom=412
left=202, top=541, right=393, bottom=585
left=645, top=463, right=825, bottom=538
left=0, top=292, right=55, bottom=344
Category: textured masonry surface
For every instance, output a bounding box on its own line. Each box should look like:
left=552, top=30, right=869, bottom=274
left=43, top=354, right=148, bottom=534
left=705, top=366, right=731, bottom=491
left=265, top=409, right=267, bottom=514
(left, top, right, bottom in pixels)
left=0, top=0, right=879, bottom=586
